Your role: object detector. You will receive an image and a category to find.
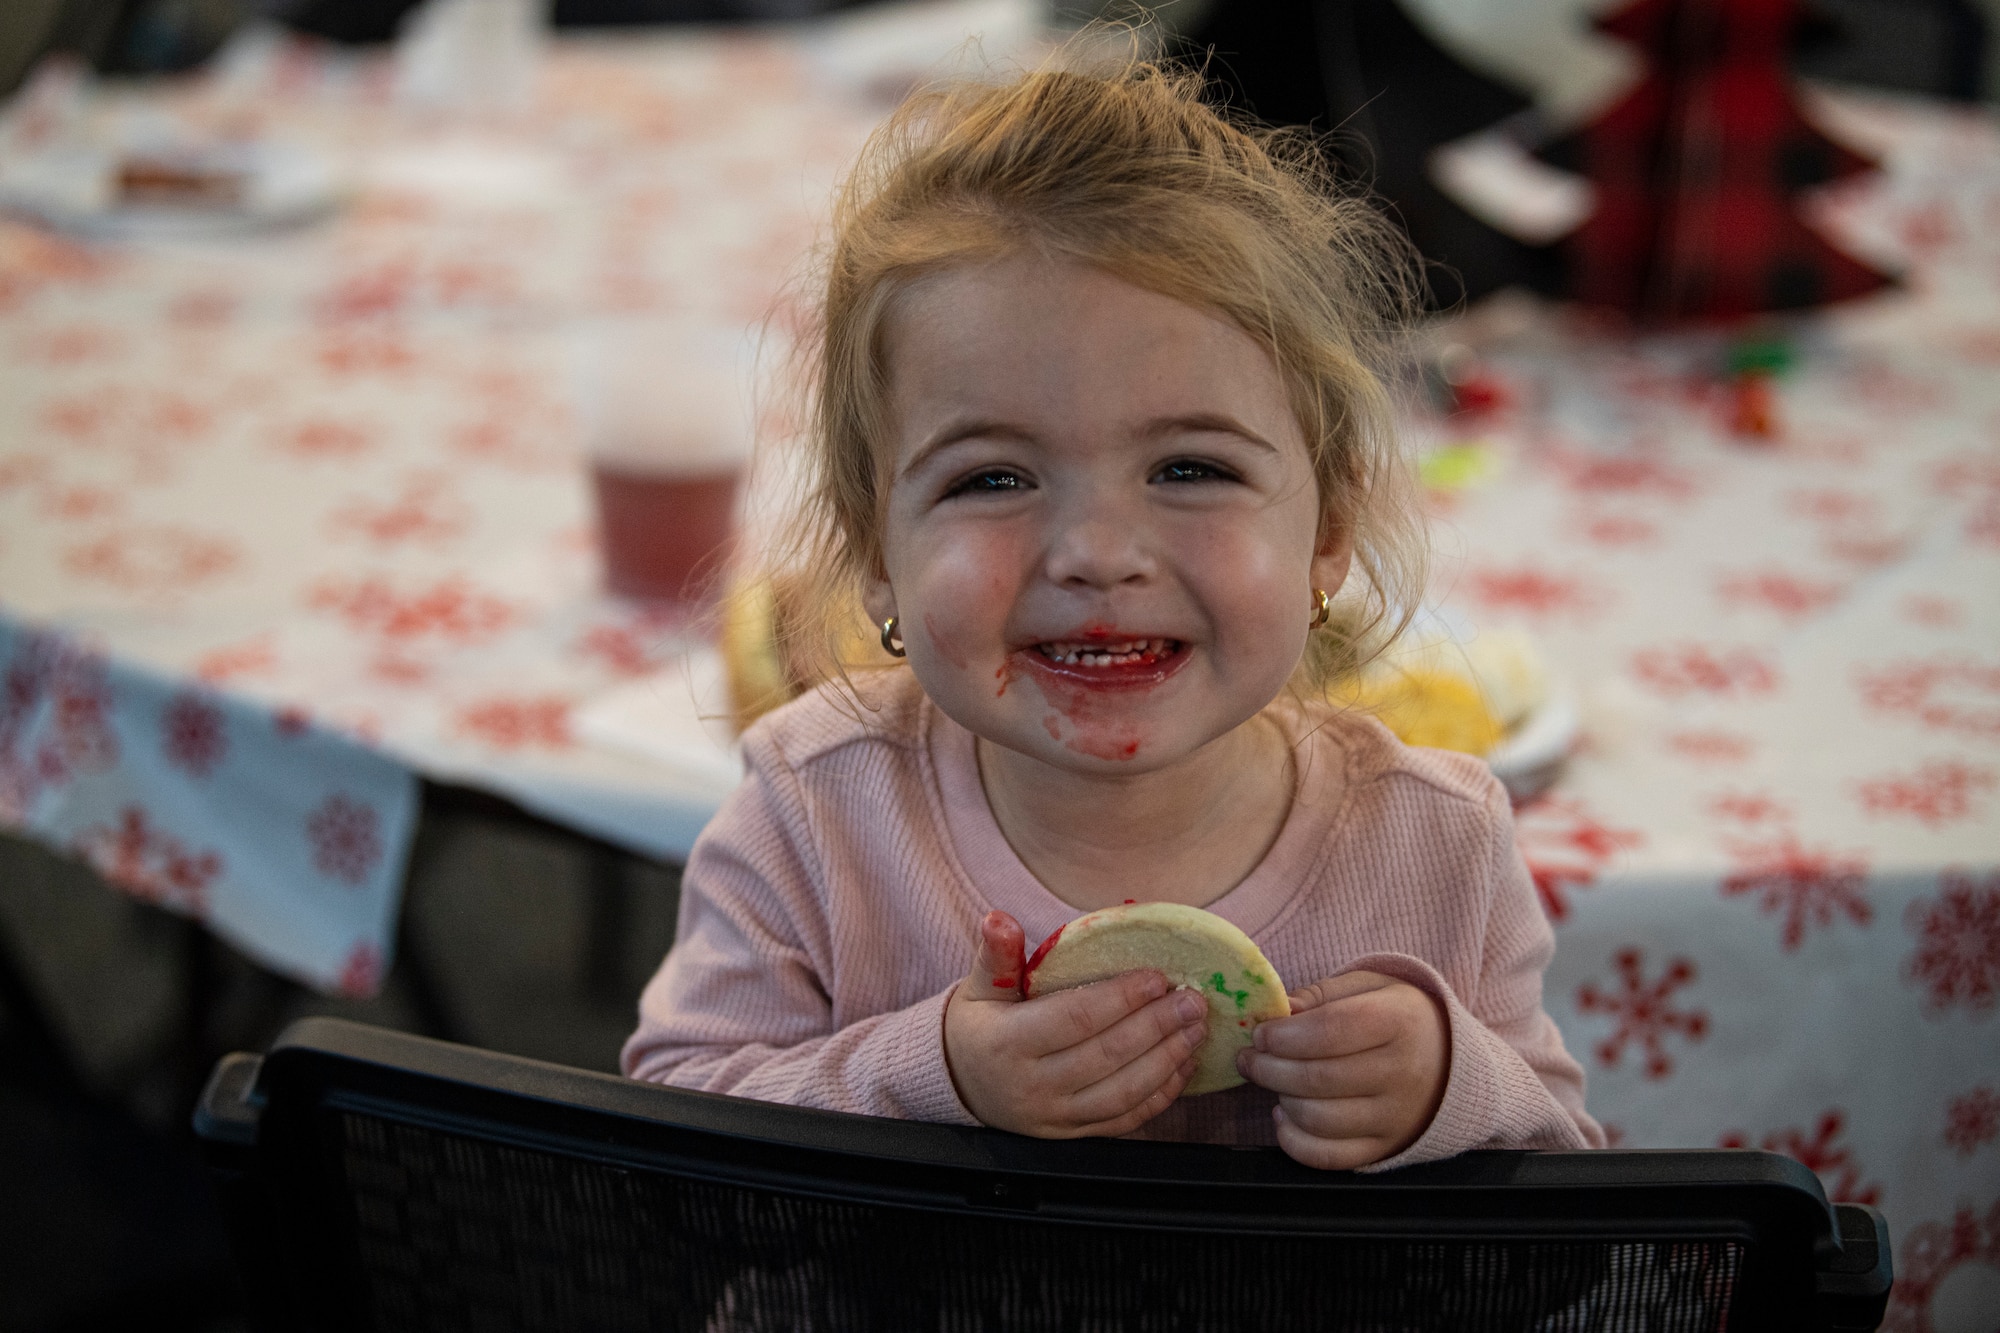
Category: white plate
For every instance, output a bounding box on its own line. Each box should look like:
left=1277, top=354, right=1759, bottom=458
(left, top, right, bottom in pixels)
left=0, top=139, right=342, bottom=241
left=1485, top=682, right=1580, bottom=804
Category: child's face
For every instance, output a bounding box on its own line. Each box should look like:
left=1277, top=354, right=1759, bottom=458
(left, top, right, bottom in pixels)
left=866, top=255, right=1350, bottom=775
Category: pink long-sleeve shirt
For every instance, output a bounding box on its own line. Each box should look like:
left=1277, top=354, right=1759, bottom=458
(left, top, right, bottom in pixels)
left=623, top=672, right=1603, bottom=1167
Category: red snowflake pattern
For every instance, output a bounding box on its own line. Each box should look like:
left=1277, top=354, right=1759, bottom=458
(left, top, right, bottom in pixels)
left=281, top=418, right=376, bottom=459
left=193, top=636, right=277, bottom=684
left=319, top=258, right=418, bottom=320
left=1931, top=450, right=2000, bottom=498
left=1714, top=570, right=1844, bottom=621
left=1943, top=1087, right=2000, bottom=1156
left=456, top=696, right=573, bottom=750
left=328, top=472, right=468, bottom=546
left=1822, top=530, right=1908, bottom=569
left=160, top=692, right=227, bottom=779
left=1857, top=658, right=2000, bottom=742
left=574, top=606, right=685, bottom=678
left=1967, top=490, right=2000, bottom=548
left=307, top=575, right=515, bottom=646
left=1720, top=833, right=1871, bottom=952
left=0, top=227, right=115, bottom=311
left=1934, top=448, right=2000, bottom=545
left=42, top=486, right=120, bottom=522
left=1902, top=870, right=2000, bottom=1015
left=337, top=942, right=385, bottom=999
left=307, top=794, right=384, bottom=886
left=1666, top=730, right=1754, bottom=764
left=446, top=415, right=573, bottom=472
left=367, top=653, right=431, bottom=686
left=73, top=806, right=221, bottom=916
left=1551, top=451, right=1696, bottom=500
left=1465, top=567, right=1607, bottom=619
left=63, top=527, right=240, bottom=594
left=1631, top=644, right=1780, bottom=700
left=0, top=453, right=52, bottom=493
left=317, top=329, right=417, bottom=376
left=1900, top=595, right=1963, bottom=628
left=1513, top=796, right=1643, bottom=921
left=1575, top=948, right=1710, bottom=1079
left=1705, top=790, right=1792, bottom=824
left=167, top=288, right=236, bottom=327
left=23, top=322, right=122, bottom=365
left=0, top=632, right=118, bottom=821
left=1785, top=487, right=1877, bottom=525
left=1717, top=1109, right=1880, bottom=1204
left=1574, top=513, right=1659, bottom=546
left=1883, top=1199, right=2000, bottom=1333
left=1856, top=759, right=1997, bottom=827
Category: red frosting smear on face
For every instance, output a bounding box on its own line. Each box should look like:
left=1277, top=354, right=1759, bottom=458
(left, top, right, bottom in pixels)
left=991, top=976, right=1017, bottom=988
left=1042, top=712, right=1063, bottom=740
left=924, top=613, right=969, bottom=669
left=1020, top=923, right=1067, bottom=997
left=1035, top=673, right=1144, bottom=761
left=1072, top=737, right=1142, bottom=762
left=994, top=658, right=1019, bottom=697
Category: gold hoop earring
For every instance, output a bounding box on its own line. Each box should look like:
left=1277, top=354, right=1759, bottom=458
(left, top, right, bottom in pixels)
left=880, top=616, right=906, bottom=658
left=1309, top=589, right=1331, bottom=630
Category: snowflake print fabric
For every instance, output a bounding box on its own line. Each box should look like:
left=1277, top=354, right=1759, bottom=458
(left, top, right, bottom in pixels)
left=0, top=621, right=417, bottom=993
left=1903, top=871, right=2000, bottom=1016
left=0, top=44, right=1995, bottom=1246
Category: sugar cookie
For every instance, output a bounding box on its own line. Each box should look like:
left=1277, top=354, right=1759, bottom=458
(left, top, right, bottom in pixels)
left=1022, top=902, right=1288, bottom=1095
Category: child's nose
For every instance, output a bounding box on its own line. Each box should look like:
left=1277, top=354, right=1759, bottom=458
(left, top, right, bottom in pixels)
left=1042, top=507, right=1157, bottom=590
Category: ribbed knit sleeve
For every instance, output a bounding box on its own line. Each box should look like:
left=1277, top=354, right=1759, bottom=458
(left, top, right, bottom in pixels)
left=619, top=734, right=977, bottom=1125
left=1352, top=781, right=1604, bottom=1169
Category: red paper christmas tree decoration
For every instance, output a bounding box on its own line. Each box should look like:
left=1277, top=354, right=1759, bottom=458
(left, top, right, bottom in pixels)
left=1540, top=0, right=1893, bottom=323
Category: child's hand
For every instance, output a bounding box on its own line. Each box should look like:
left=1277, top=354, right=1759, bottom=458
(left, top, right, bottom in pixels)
left=944, top=911, right=1210, bottom=1138
left=1236, top=971, right=1449, bottom=1170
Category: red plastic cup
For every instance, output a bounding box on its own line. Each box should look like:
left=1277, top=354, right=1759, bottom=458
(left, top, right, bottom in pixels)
left=591, top=466, right=740, bottom=602
left=575, top=318, right=756, bottom=605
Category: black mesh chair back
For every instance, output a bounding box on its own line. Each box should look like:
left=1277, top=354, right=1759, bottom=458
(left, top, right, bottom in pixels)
left=195, top=1018, right=1890, bottom=1332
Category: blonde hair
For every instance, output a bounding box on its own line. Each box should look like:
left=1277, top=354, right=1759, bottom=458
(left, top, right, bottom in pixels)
left=761, top=40, right=1427, bottom=700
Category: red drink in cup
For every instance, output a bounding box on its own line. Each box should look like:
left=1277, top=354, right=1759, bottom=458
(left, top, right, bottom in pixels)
left=592, top=467, right=739, bottom=602
left=576, top=318, right=756, bottom=606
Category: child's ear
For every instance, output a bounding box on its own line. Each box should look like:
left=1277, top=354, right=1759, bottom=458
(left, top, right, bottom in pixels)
left=861, top=576, right=896, bottom=628
left=1311, top=526, right=1353, bottom=599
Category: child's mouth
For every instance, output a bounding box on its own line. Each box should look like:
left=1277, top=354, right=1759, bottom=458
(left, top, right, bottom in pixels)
left=1033, top=637, right=1180, bottom=668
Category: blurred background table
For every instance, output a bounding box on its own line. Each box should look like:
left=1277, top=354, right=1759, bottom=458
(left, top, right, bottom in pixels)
left=0, top=4, right=1997, bottom=1327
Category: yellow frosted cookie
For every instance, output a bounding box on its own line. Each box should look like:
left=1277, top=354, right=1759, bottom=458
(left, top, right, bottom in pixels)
left=1022, top=902, right=1288, bottom=1095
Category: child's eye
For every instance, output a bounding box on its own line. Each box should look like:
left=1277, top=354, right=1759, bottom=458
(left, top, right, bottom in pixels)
left=943, top=468, right=1031, bottom=498
left=1153, top=458, right=1237, bottom=484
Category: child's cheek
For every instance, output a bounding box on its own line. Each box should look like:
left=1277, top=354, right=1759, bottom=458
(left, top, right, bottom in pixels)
left=907, top=525, right=1032, bottom=671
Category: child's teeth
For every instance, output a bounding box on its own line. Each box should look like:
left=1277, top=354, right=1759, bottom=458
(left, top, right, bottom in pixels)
left=1038, top=638, right=1173, bottom=665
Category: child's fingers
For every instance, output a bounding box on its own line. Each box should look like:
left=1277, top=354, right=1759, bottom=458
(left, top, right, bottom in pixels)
left=1070, top=1051, right=1202, bottom=1139
left=1255, top=985, right=1414, bottom=1061
left=1271, top=1102, right=1392, bottom=1172
left=1045, top=985, right=1208, bottom=1092
left=1237, top=1044, right=1402, bottom=1100
left=1018, top=968, right=1173, bottom=1056
left=958, top=911, right=1029, bottom=1003
left=1284, top=969, right=1399, bottom=1016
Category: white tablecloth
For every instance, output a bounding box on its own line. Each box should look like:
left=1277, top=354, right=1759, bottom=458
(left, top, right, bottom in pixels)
left=0, top=25, right=1994, bottom=1320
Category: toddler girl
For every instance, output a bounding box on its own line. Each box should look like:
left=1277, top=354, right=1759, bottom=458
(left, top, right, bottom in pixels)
left=623, top=55, right=1602, bottom=1170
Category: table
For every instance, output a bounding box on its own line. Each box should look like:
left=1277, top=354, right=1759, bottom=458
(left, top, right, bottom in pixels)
left=1432, top=90, right=2000, bottom=1326
left=0, top=23, right=1994, bottom=1321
